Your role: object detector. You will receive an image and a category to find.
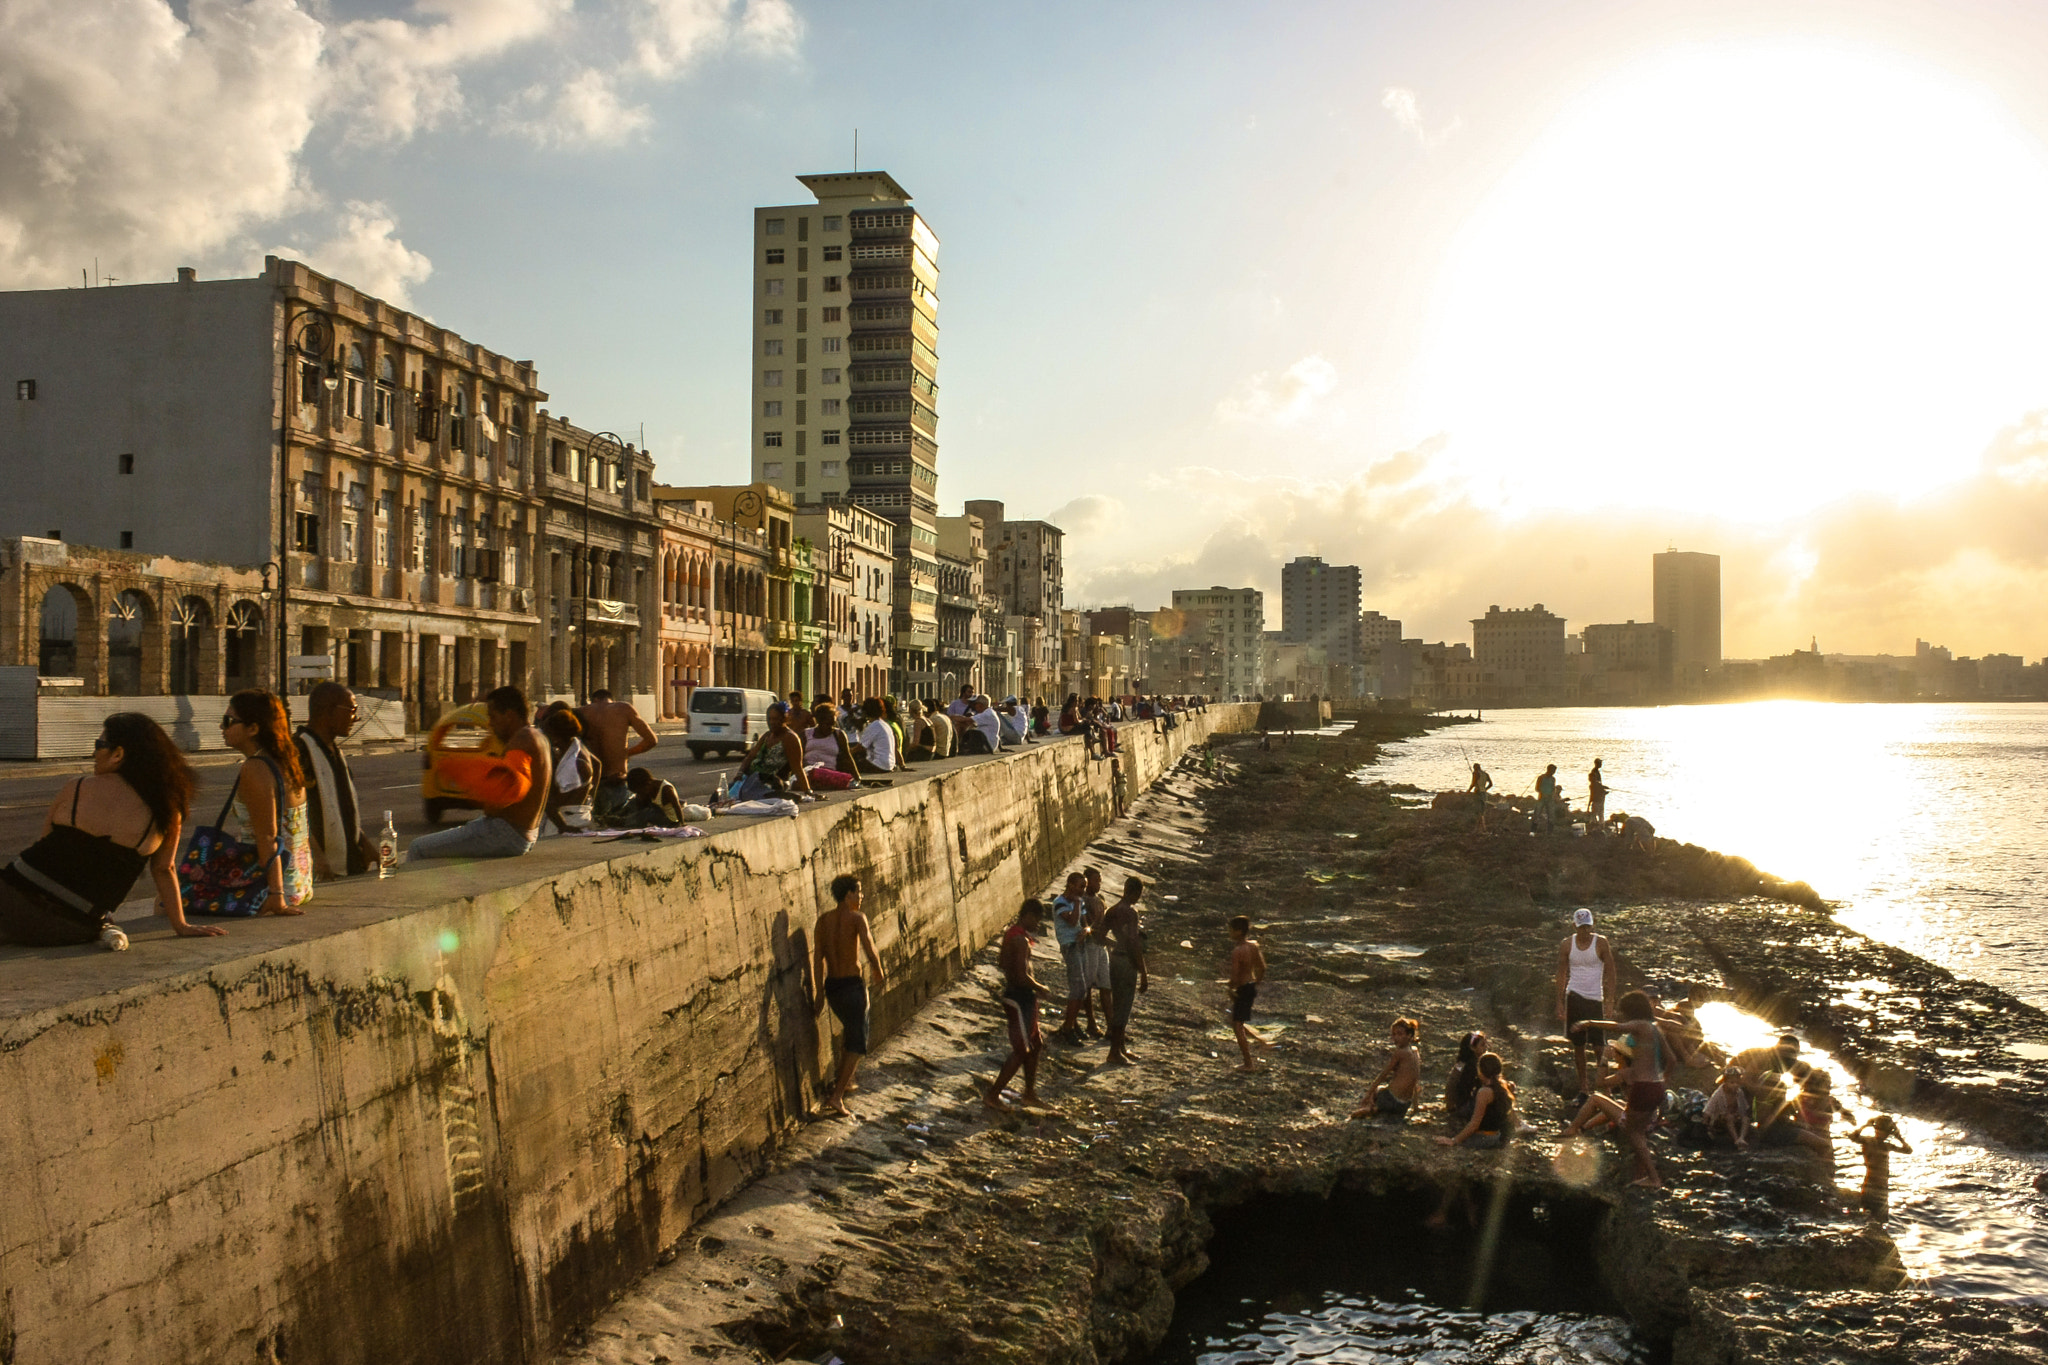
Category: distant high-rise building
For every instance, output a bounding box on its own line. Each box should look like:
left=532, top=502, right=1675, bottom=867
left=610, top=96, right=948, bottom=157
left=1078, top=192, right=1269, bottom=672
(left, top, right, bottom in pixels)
left=752, top=171, right=941, bottom=690
left=1653, top=551, right=1721, bottom=671
left=1170, top=586, right=1265, bottom=698
left=1281, top=556, right=1362, bottom=665
left=1471, top=603, right=1568, bottom=702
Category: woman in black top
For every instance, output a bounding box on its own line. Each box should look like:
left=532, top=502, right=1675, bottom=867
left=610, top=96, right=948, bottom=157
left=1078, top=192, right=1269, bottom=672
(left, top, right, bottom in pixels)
left=0, top=712, right=226, bottom=949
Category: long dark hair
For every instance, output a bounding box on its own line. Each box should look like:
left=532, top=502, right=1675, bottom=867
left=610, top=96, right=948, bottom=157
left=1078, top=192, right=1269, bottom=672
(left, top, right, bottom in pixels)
left=228, top=689, right=305, bottom=792
left=101, top=712, right=196, bottom=836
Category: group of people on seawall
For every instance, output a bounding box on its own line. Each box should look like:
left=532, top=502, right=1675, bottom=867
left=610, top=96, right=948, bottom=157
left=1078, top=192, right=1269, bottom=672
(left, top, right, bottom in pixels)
left=0, top=686, right=1212, bottom=953
left=1467, top=755, right=1656, bottom=845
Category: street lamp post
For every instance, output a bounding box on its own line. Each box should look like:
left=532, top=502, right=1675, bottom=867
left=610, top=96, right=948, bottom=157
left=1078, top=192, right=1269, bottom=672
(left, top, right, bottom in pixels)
left=279, top=310, right=338, bottom=696
left=578, top=431, right=626, bottom=704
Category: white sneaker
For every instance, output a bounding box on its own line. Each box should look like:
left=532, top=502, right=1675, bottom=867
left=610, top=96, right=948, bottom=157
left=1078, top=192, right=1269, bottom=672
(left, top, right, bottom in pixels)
left=99, top=926, right=130, bottom=952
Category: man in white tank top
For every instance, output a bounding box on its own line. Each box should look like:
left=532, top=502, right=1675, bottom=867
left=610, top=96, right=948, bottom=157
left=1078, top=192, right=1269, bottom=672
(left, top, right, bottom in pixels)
left=1555, top=908, right=1617, bottom=1097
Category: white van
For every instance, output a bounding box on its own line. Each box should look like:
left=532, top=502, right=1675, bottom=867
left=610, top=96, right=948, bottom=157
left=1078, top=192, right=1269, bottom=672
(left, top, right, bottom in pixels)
left=686, top=687, right=781, bottom=759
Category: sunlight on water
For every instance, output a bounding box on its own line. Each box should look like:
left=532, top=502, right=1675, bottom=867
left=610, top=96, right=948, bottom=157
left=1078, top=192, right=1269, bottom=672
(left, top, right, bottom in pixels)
left=1693, top=1002, right=2048, bottom=1298
left=1372, top=703, right=2048, bottom=1005
left=1176, top=1296, right=1643, bottom=1364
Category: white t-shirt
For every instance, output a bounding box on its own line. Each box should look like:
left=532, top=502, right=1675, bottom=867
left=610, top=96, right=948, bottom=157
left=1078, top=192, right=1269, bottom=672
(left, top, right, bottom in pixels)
left=947, top=697, right=971, bottom=717
left=971, top=707, right=1001, bottom=749
left=858, top=718, right=897, bottom=771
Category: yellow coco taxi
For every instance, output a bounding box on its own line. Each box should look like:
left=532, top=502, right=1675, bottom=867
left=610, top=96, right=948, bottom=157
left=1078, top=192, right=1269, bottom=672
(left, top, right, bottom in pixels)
left=420, top=702, right=505, bottom=822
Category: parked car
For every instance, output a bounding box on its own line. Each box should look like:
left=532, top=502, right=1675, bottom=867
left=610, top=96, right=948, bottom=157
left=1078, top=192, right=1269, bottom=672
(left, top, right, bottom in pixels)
left=686, top=687, right=780, bottom=760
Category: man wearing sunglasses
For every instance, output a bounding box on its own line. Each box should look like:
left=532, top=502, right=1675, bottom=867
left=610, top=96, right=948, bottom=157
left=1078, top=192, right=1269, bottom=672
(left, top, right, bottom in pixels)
left=293, top=682, right=377, bottom=879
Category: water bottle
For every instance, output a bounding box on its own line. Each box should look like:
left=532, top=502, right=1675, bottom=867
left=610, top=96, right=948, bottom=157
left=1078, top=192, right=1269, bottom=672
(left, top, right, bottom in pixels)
left=378, top=811, right=399, bottom=878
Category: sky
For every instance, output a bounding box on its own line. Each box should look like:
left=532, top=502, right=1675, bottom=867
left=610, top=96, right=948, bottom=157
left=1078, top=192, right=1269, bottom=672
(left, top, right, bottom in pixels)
left=8, top=0, right=2048, bottom=658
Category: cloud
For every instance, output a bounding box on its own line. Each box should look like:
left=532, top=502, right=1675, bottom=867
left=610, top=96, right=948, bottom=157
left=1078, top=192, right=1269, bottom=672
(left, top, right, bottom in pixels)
left=0, top=0, right=324, bottom=287
left=1381, top=85, right=1461, bottom=147
left=1215, top=354, right=1338, bottom=425
left=517, top=66, right=654, bottom=147
left=266, top=200, right=434, bottom=306
left=1067, top=418, right=2048, bottom=661
left=632, top=0, right=802, bottom=77
left=0, top=0, right=805, bottom=292
left=327, top=0, right=571, bottom=145
left=1044, top=494, right=1126, bottom=541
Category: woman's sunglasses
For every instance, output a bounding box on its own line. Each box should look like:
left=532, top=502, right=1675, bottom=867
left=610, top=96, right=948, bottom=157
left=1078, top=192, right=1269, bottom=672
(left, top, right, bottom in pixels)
left=220, top=713, right=245, bottom=728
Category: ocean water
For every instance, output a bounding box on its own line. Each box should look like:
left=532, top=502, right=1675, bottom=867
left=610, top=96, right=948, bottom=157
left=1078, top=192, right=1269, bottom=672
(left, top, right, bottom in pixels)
left=1368, top=701, right=2048, bottom=1009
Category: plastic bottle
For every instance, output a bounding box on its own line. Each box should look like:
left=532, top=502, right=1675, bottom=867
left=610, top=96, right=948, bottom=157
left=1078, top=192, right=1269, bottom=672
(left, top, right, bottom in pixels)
left=378, top=811, right=399, bottom=878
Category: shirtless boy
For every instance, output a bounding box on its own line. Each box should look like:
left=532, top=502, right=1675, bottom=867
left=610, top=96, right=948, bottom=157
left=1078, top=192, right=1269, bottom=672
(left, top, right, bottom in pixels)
left=1226, top=915, right=1268, bottom=1069
left=1352, top=1018, right=1422, bottom=1121
left=813, top=873, right=885, bottom=1118
left=987, top=899, right=1055, bottom=1112
left=1094, top=876, right=1149, bottom=1066
left=577, top=689, right=658, bottom=824
left=1571, top=990, right=1669, bottom=1188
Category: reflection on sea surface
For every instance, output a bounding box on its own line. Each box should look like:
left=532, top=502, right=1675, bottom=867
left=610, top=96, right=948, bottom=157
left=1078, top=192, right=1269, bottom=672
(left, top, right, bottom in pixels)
left=1692, top=1002, right=2048, bottom=1298
left=1165, top=1295, right=1644, bottom=1365
left=1370, top=702, right=2048, bottom=1006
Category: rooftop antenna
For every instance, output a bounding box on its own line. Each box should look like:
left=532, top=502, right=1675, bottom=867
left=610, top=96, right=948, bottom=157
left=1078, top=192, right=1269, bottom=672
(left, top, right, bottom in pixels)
left=853, top=128, right=858, bottom=170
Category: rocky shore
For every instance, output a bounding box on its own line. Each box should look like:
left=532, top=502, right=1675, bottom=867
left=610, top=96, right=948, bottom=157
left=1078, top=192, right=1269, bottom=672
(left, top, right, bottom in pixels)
left=555, top=733, right=2048, bottom=1365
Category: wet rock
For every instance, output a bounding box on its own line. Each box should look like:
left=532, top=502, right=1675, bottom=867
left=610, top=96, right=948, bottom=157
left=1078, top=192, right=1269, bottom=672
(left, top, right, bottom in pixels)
left=1675, top=1286, right=2048, bottom=1364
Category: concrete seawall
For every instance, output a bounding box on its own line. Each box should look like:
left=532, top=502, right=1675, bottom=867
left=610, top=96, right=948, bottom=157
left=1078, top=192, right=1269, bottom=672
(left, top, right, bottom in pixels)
left=0, top=704, right=1254, bottom=1365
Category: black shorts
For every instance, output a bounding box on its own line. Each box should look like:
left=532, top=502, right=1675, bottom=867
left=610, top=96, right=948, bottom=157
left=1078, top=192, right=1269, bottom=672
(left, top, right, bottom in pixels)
left=1566, top=992, right=1605, bottom=1048
left=1374, top=1089, right=1411, bottom=1121
left=825, top=976, right=870, bottom=1054
left=1231, top=983, right=1257, bottom=1024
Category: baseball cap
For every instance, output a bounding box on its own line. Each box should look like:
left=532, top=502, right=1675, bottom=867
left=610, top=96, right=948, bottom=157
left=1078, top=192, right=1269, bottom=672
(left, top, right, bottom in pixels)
left=1573, top=909, right=1594, bottom=927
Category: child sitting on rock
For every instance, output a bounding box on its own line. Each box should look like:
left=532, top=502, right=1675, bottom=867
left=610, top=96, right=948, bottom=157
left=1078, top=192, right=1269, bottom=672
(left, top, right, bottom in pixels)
left=1703, top=1064, right=1752, bottom=1148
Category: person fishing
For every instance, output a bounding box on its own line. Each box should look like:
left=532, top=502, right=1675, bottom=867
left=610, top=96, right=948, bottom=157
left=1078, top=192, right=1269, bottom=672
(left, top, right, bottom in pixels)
left=1468, top=762, right=1492, bottom=828
left=1588, top=758, right=1608, bottom=822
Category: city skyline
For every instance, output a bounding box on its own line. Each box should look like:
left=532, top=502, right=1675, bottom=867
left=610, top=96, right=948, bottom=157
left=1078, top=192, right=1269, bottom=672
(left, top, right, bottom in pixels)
left=8, top=3, right=2048, bottom=655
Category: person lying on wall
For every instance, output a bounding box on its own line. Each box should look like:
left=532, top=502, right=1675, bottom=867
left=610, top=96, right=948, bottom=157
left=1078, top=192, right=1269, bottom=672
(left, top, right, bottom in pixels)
left=407, top=686, right=551, bottom=861
left=613, top=767, right=687, bottom=829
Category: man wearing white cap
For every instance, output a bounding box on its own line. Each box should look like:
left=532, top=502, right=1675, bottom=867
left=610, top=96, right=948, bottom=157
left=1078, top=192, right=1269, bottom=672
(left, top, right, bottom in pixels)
left=1555, top=908, right=1617, bottom=1099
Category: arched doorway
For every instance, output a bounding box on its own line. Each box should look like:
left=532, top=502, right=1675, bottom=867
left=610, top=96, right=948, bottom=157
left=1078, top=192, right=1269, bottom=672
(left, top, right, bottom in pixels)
left=225, top=600, right=265, bottom=693
left=37, top=585, right=84, bottom=676
left=169, top=596, right=213, bottom=694
left=106, top=589, right=153, bottom=696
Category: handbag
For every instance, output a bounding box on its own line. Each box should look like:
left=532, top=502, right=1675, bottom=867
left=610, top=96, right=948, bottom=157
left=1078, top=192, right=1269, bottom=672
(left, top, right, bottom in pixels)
left=179, top=759, right=284, bottom=918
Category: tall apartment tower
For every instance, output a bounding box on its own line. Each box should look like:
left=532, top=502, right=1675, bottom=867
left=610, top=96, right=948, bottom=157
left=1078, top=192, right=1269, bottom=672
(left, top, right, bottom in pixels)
left=752, top=171, right=941, bottom=688
left=1280, top=555, right=1363, bottom=664
left=1653, top=550, right=1721, bottom=671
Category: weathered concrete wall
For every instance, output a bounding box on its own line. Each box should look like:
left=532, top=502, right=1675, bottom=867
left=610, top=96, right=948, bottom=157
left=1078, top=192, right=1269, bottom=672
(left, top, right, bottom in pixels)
left=0, top=705, right=1253, bottom=1365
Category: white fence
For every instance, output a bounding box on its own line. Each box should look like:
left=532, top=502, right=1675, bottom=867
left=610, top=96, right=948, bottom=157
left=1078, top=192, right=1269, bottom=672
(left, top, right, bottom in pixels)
left=0, top=668, right=408, bottom=759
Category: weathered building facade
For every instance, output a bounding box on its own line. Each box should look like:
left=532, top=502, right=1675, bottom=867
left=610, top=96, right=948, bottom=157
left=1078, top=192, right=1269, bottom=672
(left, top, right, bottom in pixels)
left=0, top=257, right=548, bottom=727
left=533, top=413, right=659, bottom=708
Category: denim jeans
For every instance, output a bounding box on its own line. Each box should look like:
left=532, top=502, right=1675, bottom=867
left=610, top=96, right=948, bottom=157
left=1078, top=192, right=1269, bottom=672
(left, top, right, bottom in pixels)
left=407, top=815, right=535, bottom=862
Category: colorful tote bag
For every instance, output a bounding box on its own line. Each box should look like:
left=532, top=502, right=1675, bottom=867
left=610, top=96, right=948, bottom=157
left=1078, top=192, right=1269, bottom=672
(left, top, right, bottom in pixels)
left=178, top=760, right=284, bottom=918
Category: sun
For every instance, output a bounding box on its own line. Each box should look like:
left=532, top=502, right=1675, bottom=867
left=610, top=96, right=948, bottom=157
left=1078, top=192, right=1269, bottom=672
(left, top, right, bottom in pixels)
left=1412, top=39, right=2048, bottom=520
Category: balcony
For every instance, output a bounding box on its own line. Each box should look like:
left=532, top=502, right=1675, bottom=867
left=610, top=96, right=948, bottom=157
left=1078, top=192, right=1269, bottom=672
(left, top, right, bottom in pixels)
left=578, top=597, right=639, bottom=629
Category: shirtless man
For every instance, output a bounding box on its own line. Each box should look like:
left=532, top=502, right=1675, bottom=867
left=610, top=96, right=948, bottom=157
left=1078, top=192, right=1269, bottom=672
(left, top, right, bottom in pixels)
left=577, top=689, right=657, bottom=824
left=1226, top=915, right=1269, bottom=1069
left=1094, top=876, right=1150, bottom=1065
left=813, top=873, right=885, bottom=1118
left=1352, top=1018, right=1421, bottom=1121
left=1570, top=990, right=1670, bottom=1188
left=1468, top=763, right=1493, bottom=828
left=409, top=686, right=552, bottom=860
left=987, top=899, right=1055, bottom=1113
left=1555, top=908, right=1617, bottom=1097
left=1587, top=758, right=1608, bottom=822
